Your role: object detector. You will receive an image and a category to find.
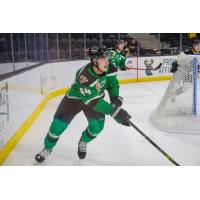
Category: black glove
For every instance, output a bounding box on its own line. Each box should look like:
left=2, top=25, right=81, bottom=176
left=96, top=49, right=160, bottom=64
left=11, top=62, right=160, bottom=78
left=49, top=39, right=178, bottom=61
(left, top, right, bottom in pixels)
left=110, top=106, right=131, bottom=126
left=170, top=61, right=179, bottom=73
left=110, top=96, right=123, bottom=107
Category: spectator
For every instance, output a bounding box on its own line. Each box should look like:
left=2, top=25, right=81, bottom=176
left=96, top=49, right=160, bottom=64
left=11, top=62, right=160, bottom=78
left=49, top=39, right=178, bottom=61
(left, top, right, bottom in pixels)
left=128, top=37, right=137, bottom=55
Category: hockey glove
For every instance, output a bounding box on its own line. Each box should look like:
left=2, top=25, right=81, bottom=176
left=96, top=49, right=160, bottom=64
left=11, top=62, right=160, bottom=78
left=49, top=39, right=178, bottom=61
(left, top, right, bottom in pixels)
left=110, top=106, right=131, bottom=126
left=170, top=61, right=179, bottom=73
left=110, top=96, right=123, bottom=107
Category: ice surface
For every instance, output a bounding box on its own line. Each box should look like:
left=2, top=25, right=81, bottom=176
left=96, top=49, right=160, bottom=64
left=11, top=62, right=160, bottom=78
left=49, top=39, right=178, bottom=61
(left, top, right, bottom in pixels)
left=3, top=81, right=200, bottom=166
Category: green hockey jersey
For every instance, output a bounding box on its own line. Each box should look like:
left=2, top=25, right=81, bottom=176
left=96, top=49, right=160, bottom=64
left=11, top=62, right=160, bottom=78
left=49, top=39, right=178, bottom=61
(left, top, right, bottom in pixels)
left=66, top=63, right=119, bottom=115
left=108, top=49, right=126, bottom=70
left=116, top=48, right=126, bottom=57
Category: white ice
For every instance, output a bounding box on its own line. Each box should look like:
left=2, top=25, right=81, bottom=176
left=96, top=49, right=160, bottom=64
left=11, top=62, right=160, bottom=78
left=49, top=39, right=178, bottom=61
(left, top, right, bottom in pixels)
left=3, top=81, right=200, bottom=166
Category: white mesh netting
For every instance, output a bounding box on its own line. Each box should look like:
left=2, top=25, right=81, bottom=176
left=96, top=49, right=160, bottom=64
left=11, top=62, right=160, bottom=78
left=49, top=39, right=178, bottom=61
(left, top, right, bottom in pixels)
left=150, top=53, right=200, bottom=133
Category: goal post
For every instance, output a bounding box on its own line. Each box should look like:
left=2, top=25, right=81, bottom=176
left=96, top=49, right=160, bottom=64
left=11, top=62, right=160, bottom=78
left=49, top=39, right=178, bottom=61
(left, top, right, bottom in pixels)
left=150, top=53, right=200, bottom=133
left=193, top=57, right=198, bottom=116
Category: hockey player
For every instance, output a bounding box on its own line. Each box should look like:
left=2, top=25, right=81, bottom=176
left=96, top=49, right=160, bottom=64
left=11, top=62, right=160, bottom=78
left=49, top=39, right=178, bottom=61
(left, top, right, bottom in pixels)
left=108, top=40, right=128, bottom=71
left=35, top=46, right=131, bottom=163
left=116, top=40, right=126, bottom=57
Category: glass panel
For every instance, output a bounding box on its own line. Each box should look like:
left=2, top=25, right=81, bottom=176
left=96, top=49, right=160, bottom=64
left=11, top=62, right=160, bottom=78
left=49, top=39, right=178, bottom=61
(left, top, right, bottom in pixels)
left=58, top=33, right=69, bottom=60
left=48, top=33, right=57, bottom=61
left=41, top=33, right=48, bottom=62
left=182, top=33, right=192, bottom=52
left=71, top=33, right=85, bottom=59
left=102, top=33, right=118, bottom=48
left=12, top=33, right=27, bottom=70
left=86, top=33, right=100, bottom=49
left=158, top=33, right=183, bottom=55
left=26, top=33, right=38, bottom=67
left=0, top=34, right=14, bottom=75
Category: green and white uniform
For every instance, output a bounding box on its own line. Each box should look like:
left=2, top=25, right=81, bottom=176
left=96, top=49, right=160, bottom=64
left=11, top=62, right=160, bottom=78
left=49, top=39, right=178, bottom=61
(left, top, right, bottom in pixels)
left=67, top=62, right=119, bottom=114
left=44, top=62, right=119, bottom=148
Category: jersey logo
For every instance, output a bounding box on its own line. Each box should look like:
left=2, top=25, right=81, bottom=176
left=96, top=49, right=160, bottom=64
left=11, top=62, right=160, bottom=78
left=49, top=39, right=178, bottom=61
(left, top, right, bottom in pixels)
left=96, top=82, right=101, bottom=90
left=101, top=80, right=106, bottom=88
left=79, top=75, right=88, bottom=84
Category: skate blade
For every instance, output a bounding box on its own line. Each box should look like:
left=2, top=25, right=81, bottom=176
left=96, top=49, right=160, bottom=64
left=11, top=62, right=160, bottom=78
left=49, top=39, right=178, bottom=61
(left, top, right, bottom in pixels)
left=33, top=160, right=42, bottom=166
left=33, top=158, right=46, bottom=166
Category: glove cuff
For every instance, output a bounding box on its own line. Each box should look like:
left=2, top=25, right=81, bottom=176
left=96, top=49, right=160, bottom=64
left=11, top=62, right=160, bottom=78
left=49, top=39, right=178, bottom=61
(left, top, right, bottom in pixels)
left=110, top=106, right=121, bottom=118
left=110, top=96, right=123, bottom=107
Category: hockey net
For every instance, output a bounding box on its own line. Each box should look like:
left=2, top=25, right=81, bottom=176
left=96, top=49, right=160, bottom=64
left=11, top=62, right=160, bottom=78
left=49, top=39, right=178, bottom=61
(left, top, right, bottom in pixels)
left=150, top=53, right=200, bottom=133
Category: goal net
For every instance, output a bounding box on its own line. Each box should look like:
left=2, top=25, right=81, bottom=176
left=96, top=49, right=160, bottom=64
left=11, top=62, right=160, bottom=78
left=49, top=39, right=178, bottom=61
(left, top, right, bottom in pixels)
left=150, top=53, right=200, bottom=133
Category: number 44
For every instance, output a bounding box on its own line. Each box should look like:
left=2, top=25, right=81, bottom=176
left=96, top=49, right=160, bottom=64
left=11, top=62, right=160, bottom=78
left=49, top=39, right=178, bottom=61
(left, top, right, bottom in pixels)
left=80, top=88, right=91, bottom=96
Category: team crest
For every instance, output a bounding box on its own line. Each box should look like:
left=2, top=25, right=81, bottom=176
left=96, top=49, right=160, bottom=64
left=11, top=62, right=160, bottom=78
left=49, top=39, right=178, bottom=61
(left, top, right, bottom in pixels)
left=79, top=75, right=88, bottom=84
left=96, top=82, right=101, bottom=90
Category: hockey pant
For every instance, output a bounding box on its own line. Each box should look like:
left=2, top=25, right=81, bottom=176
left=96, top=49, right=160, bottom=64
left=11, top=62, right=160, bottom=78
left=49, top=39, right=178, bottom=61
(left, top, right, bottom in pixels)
left=44, top=95, right=105, bottom=149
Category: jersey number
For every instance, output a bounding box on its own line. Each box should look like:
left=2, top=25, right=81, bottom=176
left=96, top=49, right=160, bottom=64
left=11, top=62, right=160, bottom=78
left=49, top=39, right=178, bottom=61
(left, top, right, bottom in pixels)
left=80, top=88, right=91, bottom=96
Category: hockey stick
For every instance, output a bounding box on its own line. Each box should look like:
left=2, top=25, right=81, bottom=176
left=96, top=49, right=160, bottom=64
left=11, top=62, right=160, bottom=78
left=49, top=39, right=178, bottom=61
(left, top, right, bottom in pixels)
left=126, top=63, right=162, bottom=71
left=128, top=120, right=180, bottom=166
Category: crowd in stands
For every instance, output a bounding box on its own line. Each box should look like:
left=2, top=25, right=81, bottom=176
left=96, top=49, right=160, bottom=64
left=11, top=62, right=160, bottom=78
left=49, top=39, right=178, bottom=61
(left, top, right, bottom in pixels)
left=151, top=33, right=200, bottom=50
left=1, top=33, right=200, bottom=79
left=0, top=33, right=199, bottom=65
left=47, top=33, right=137, bottom=60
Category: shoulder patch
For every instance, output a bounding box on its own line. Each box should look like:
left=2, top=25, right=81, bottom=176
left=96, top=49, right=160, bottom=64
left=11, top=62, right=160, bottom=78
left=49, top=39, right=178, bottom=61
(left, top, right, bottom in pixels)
left=78, top=63, right=97, bottom=86
left=79, top=75, right=88, bottom=84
